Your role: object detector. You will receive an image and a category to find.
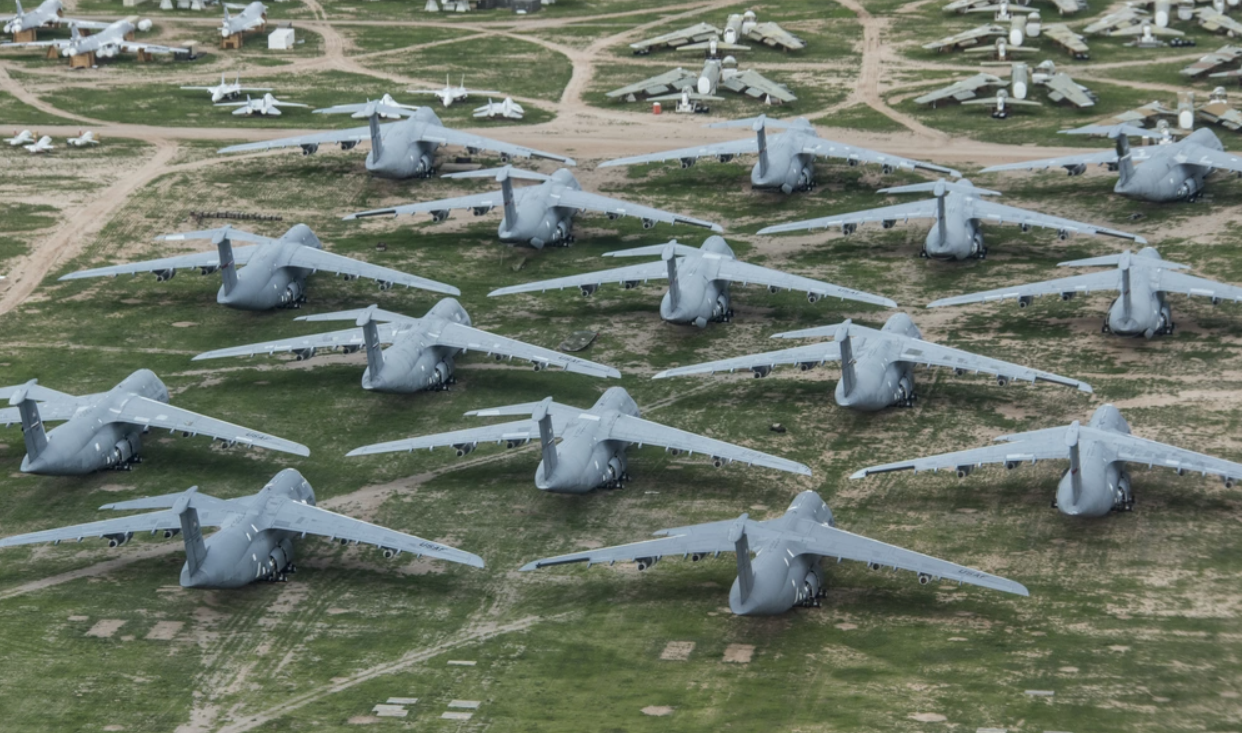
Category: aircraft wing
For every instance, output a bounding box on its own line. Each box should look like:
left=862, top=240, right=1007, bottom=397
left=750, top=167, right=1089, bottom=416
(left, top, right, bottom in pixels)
left=1, top=37, right=68, bottom=48
left=555, top=189, right=723, bottom=232
left=603, top=413, right=811, bottom=475
left=927, top=268, right=1122, bottom=307
left=1092, top=428, right=1242, bottom=482
left=799, top=139, right=960, bottom=176
left=0, top=510, right=186, bottom=549
left=606, top=68, right=699, bottom=99
left=110, top=395, right=310, bottom=456
left=344, top=190, right=504, bottom=220
left=980, top=148, right=1119, bottom=172
left=1197, top=7, right=1242, bottom=35
left=757, top=199, right=940, bottom=234
left=850, top=429, right=1073, bottom=478
left=922, top=24, right=1005, bottom=50
left=713, top=259, right=897, bottom=307
left=1199, top=101, right=1242, bottom=131
left=598, top=137, right=760, bottom=168
left=1178, top=142, right=1242, bottom=173
left=419, top=123, right=574, bottom=164
left=265, top=500, right=484, bottom=568
left=629, top=22, right=722, bottom=52
left=346, top=415, right=570, bottom=456
left=962, top=96, right=1043, bottom=108
left=1042, top=74, right=1095, bottom=108
left=282, top=247, right=460, bottom=295
left=191, top=323, right=402, bottom=361
left=745, top=22, right=806, bottom=50
left=120, top=40, right=190, bottom=55
left=718, top=69, right=797, bottom=103
left=1184, top=45, right=1242, bottom=76
left=914, top=74, right=1004, bottom=105
left=653, top=341, right=842, bottom=378
left=1156, top=269, right=1242, bottom=303
left=430, top=321, right=620, bottom=378
left=0, top=381, right=77, bottom=404
left=520, top=530, right=738, bottom=570
left=1043, top=23, right=1091, bottom=57
left=58, top=246, right=261, bottom=281
left=782, top=519, right=1028, bottom=595
left=218, top=123, right=379, bottom=154
left=488, top=260, right=669, bottom=296
left=965, top=198, right=1144, bottom=242
left=887, top=333, right=1093, bottom=392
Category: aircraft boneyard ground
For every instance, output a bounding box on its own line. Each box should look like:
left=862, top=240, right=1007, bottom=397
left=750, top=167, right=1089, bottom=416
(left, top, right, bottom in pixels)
left=2, top=0, right=1242, bottom=729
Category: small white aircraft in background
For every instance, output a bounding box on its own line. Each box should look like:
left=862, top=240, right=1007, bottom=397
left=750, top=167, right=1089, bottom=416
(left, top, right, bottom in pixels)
left=67, top=130, right=99, bottom=147
left=24, top=135, right=53, bottom=153
left=410, top=74, right=502, bottom=107
left=5, top=129, right=35, bottom=146
left=473, top=96, right=524, bottom=120
left=216, top=92, right=308, bottom=116
left=181, top=73, right=272, bottom=103
left=314, top=93, right=419, bottom=119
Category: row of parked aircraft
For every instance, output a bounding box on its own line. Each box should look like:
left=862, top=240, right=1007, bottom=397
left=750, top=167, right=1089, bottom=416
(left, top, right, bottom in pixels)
left=5, top=128, right=97, bottom=152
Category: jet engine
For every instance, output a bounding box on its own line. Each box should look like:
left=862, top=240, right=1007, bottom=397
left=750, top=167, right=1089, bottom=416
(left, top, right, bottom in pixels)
left=711, top=455, right=731, bottom=468
left=163, top=528, right=181, bottom=539
left=680, top=157, right=696, bottom=169
left=796, top=570, right=823, bottom=606
left=377, top=280, right=394, bottom=291
left=301, top=143, right=319, bottom=156
left=294, top=347, right=316, bottom=361
left=1018, top=295, right=1033, bottom=308
left=712, top=293, right=731, bottom=321
left=382, top=547, right=401, bottom=559
left=267, top=538, right=294, bottom=578
left=751, top=365, right=772, bottom=378
left=431, top=360, right=452, bottom=387
left=1176, top=177, right=1201, bottom=200
left=622, top=280, right=640, bottom=290
left=106, top=532, right=134, bottom=548
left=137, top=18, right=153, bottom=31
left=454, top=442, right=477, bottom=457
left=636, top=556, right=659, bottom=571
left=154, top=268, right=176, bottom=282
left=1065, top=163, right=1086, bottom=176
left=97, top=42, right=120, bottom=58
left=717, top=153, right=734, bottom=163
left=430, top=209, right=450, bottom=222
left=280, top=281, right=305, bottom=307
left=807, top=292, right=820, bottom=303
left=416, top=154, right=435, bottom=178
left=641, top=218, right=656, bottom=229
left=505, top=438, right=529, bottom=449
left=107, top=436, right=138, bottom=468
left=200, top=265, right=219, bottom=276
left=579, top=284, right=598, bottom=296
left=340, top=140, right=358, bottom=151
left=606, top=455, right=626, bottom=484
left=471, top=206, right=492, bottom=216
left=956, top=465, right=973, bottom=478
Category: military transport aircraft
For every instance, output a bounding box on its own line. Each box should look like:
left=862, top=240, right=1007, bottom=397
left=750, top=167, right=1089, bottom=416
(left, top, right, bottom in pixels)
left=193, top=299, right=620, bottom=392
left=0, top=370, right=308, bottom=475
left=220, top=1, right=265, bottom=38
left=0, top=469, right=483, bottom=588
left=851, top=404, right=1242, bottom=517
left=59, top=224, right=458, bottom=311
left=182, top=73, right=272, bottom=103
left=927, top=247, right=1242, bottom=337
left=756, top=179, right=1145, bottom=261
left=347, top=387, right=811, bottom=492
left=652, top=313, right=1092, bottom=411
left=2, top=0, right=94, bottom=34
left=521, top=490, right=1028, bottom=615
left=344, top=166, right=721, bottom=249
left=217, top=108, right=573, bottom=180
left=4, top=19, right=189, bottom=60
left=487, top=237, right=896, bottom=327
left=982, top=123, right=1242, bottom=202
left=600, top=115, right=959, bottom=194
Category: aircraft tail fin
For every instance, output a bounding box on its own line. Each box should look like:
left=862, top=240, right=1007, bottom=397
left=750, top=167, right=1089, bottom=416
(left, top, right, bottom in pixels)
left=214, top=230, right=238, bottom=296
left=498, top=166, right=517, bottom=231
left=356, top=305, right=386, bottom=377
left=15, top=0, right=23, bottom=17
left=8, top=382, right=47, bottom=461
left=754, top=116, right=769, bottom=179
left=367, top=112, right=383, bottom=160
left=174, top=489, right=208, bottom=577
left=533, top=396, right=558, bottom=477
left=836, top=320, right=856, bottom=398
left=1119, top=253, right=1132, bottom=321
left=69, top=22, right=79, bottom=43
left=663, top=243, right=680, bottom=313
left=730, top=514, right=754, bottom=604
left=1114, top=131, right=1134, bottom=187
left=1065, top=421, right=1082, bottom=508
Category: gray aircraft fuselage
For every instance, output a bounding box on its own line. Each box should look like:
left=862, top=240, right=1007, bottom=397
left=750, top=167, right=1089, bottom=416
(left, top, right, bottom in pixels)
left=362, top=107, right=447, bottom=180
left=727, top=490, right=832, bottom=615
left=180, top=468, right=312, bottom=588
left=1049, top=404, right=1137, bottom=517
left=213, top=223, right=321, bottom=310
left=1095, top=128, right=1220, bottom=202
left=15, top=369, right=168, bottom=476
left=827, top=313, right=921, bottom=412
left=749, top=122, right=821, bottom=193
left=923, top=191, right=988, bottom=260
left=5, top=0, right=62, bottom=33
left=532, top=387, right=640, bottom=492
left=496, top=168, right=584, bottom=247
left=661, top=236, right=734, bottom=325
left=360, top=298, right=471, bottom=392
left=1101, top=247, right=1173, bottom=337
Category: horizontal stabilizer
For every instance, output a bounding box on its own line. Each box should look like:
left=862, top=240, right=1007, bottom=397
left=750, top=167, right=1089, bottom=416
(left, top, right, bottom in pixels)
left=443, top=166, right=551, bottom=182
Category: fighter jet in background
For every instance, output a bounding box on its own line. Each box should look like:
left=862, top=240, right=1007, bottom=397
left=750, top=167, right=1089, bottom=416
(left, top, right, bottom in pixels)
left=0, top=469, right=483, bottom=588
left=1042, top=22, right=1090, bottom=58
left=313, top=94, right=420, bottom=120
left=193, top=299, right=620, bottom=392
left=23, top=134, right=52, bottom=153
left=600, top=116, right=960, bottom=194
left=0, top=370, right=308, bottom=475
left=2, top=0, right=94, bottom=34
left=217, top=108, right=574, bottom=180
left=756, top=179, right=1145, bottom=261
left=409, top=75, right=502, bottom=107
left=653, top=313, right=1092, bottom=412
left=915, top=72, right=1007, bottom=106
left=220, top=1, right=266, bottom=37
left=629, top=11, right=804, bottom=54
left=66, top=130, right=99, bottom=147
left=216, top=92, right=307, bottom=117
left=181, top=73, right=273, bottom=103
left=488, top=237, right=896, bottom=327
left=922, top=23, right=1007, bottom=52
left=347, top=387, right=811, bottom=493
left=927, top=247, right=1242, bottom=337
left=58, top=224, right=459, bottom=311
left=474, top=97, right=524, bottom=120
left=4, top=19, right=189, bottom=60
left=521, top=490, right=1028, bottom=616
left=5, top=129, right=34, bottom=146
left=851, top=404, right=1242, bottom=517
left=982, top=124, right=1242, bottom=202
left=606, top=57, right=797, bottom=105
left=962, top=88, right=1042, bottom=118
left=344, top=166, right=720, bottom=249
left=1182, top=44, right=1242, bottom=76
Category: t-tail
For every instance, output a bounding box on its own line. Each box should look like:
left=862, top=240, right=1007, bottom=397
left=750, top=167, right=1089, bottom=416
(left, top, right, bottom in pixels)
left=174, top=488, right=208, bottom=577
left=729, top=514, right=754, bottom=604
left=9, top=381, right=47, bottom=461
left=663, top=243, right=680, bottom=313
left=1118, top=250, right=1132, bottom=321
left=1114, top=131, right=1134, bottom=188
left=214, top=229, right=238, bottom=296
left=367, top=112, right=384, bottom=161
left=534, top=396, right=559, bottom=477
left=356, top=306, right=386, bottom=377
left=498, top=166, right=517, bottom=231
left=754, top=116, right=769, bottom=179
left=1065, top=421, right=1083, bottom=508
left=15, top=0, right=23, bottom=17
left=836, top=320, right=856, bottom=398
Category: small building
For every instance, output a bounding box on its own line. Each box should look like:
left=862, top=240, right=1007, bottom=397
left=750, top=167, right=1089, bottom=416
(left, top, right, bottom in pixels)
left=268, top=27, right=295, bottom=50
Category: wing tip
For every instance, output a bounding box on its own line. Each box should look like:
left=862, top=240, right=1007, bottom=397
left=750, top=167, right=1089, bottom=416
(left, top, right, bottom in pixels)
left=518, top=560, right=540, bottom=571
